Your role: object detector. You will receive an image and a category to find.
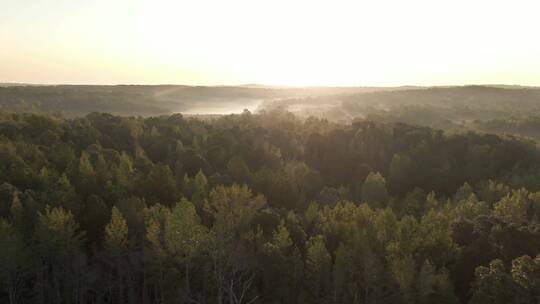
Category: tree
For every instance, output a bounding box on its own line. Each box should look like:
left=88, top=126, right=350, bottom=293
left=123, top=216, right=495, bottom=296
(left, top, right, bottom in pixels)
left=104, top=207, right=129, bottom=303
left=34, top=206, right=87, bottom=304
left=191, top=170, right=208, bottom=205
left=77, top=151, right=96, bottom=195
left=417, top=261, right=458, bottom=304
left=227, top=157, right=251, bottom=184
left=401, top=187, right=426, bottom=218
left=164, top=198, right=208, bottom=302
left=477, top=180, right=510, bottom=206
left=417, top=260, right=436, bottom=303
left=115, top=197, right=145, bottom=242
left=115, top=152, right=134, bottom=195
left=79, top=194, right=109, bottom=248
left=470, top=259, right=516, bottom=304
left=493, top=189, right=530, bottom=224
left=144, top=204, right=172, bottom=304
left=50, top=174, right=79, bottom=215
left=454, top=182, right=475, bottom=203
left=0, top=220, right=29, bottom=304
left=259, top=221, right=302, bottom=303
left=361, top=172, right=389, bottom=209
left=332, top=236, right=386, bottom=304
left=145, top=164, right=177, bottom=206
left=390, top=254, right=416, bottom=303
left=332, top=244, right=349, bottom=302
left=430, top=267, right=459, bottom=304
left=389, top=153, right=413, bottom=195
left=204, top=185, right=265, bottom=304
left=105, top=207, right=129, bottom=255
left=145, top=199, right=210, bottom=303
left=304, top=235, right=332, bottom=303
left=0, top=182, right=18, bottom=218
left=205, top=184, right=266, bottom=234
left=511, top=255, right=540, bottom=303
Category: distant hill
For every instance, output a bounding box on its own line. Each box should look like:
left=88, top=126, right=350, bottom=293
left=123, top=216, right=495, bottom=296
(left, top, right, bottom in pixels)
left=0, top=83, right=46, bottom=87
left=0, top=84, right=383, bottom=116
left=1, top=84, right=539, bottom=119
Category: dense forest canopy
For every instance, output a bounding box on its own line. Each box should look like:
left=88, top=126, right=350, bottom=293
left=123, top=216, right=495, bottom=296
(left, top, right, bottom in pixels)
left=2, top=106, right=540, bottom=303
left=0, top=85, right=381, bottom=117
left=261, top=86, right=540, bottom=139
left=4, top=84, right=540, bottom=141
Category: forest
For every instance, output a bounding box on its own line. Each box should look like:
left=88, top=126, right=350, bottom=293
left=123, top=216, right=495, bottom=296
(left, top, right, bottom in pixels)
left=0, top=84, right=374, bottom=117
left=4, top=84, right=540, bottom=140
left=2, top=86, right=540, bottom=303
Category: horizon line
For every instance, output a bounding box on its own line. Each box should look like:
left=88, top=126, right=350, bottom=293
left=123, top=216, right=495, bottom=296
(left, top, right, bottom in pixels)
left=0, top=82, right=537, bottom=89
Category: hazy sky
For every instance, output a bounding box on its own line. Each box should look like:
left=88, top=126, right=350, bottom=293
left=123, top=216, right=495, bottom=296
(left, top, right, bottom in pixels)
left=1, top=0, right=539, bottom=86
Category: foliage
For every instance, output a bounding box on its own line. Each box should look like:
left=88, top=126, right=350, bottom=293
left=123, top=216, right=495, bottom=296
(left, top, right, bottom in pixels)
left=0, top=109, right=540, bottom=303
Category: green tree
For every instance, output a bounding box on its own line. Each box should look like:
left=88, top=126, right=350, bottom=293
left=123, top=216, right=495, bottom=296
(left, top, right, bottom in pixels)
left=104, top=207, right=129, bottom=303
left=333, top=237, right=385, bottom=304
left=105, top=207, right=129, bottom=255
left=115, top=152, right=134, bottom=195
left=205, top=185, right=265, bottom=304
left=361, top=172, right=389, bottom=209
left=145, top=204, right=172, bottom=304
left=34, top=206, right=87, bottom=304
left=470, top=259, right=516, bottom=304
left=227, top=157, right=251, bottom=184
left=205, top=184, right=266, bottom=234
left=191, top=170, right=208, bottom=204
left=417, top=260, right=436, bottom=303
left=454, top=182, right=475, bottom=203
left=304, top=235, right=332, bottom=303
left=493, top=189, right=530, bottom=224
left=50, top=174, right=79, bottom=215
left=511, top=255, right=540, bottom=303
left=390, top=254, right=416, bottom=303
left=164, top=198, right=208, bottom=302
left=77, top=151, right=96, bottom=195
left=145, top=164, right=177, bottom=206
left=259, top=221, right=302, bottom=303
left=0, top=220, right=29, bottom=304
left=389, top=153, right=413, bottom=195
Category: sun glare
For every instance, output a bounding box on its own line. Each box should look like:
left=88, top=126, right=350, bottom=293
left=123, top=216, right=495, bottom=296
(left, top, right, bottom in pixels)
left=1, top=0, right=539, bottom=85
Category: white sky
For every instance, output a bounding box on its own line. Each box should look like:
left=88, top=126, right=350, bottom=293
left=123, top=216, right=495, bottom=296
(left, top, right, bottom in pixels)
left=1, top=0, right=539, bottom=86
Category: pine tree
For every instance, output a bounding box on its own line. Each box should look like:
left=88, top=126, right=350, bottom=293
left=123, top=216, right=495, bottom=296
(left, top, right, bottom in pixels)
left=191, top=170, right=208, bottom=204
left=105, top=207, right=129, bottom=256
left=34, top=206, right=86, bottom=303
left=417, top=260, right=436, bottom=303
left=78, top=151, right=96, bottom=194
left=391, top=254, right=416, bottom=303
left=305, top=235, right=332, bottom=303
left=361, top=172, right=389, bottom=209
left=104, top=207, right=129, bottom=303
left=260, top=221, right=302, bottom=303
left=0, top=220, right=29, bottom=304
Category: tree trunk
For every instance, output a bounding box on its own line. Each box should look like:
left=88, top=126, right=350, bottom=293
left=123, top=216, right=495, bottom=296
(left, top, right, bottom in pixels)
left=213, top=255, right=223, bottom=304
left=185, top=264, right=191, bottom=300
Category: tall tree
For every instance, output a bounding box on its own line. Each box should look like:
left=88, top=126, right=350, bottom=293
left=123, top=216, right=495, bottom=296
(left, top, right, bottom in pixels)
left=34, top=206, right=87, bottom=304
left=361, top=172, right=389, bottom=209
left=0, top=220, right=29, bottom=304
left=304, top=235, right=332, bottom=303
left=104, top=207, right=130, bottom=303
left=164, top=198, right=208, bottom=303
left=259, top=221, right=302, bottom=303
left=470, top=259, right=516, bottom=304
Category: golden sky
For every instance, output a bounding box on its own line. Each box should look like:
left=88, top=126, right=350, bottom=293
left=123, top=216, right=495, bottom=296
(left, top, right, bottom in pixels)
left=1, top=0, right=539, bottom=86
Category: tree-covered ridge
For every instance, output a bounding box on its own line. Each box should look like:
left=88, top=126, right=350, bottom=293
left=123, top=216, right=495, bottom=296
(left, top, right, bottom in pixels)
left=0, top=85, right=373, bottom=117
left=261, top=86, right=540, bottom=139
left=1, top=110, right=540, bottom=303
